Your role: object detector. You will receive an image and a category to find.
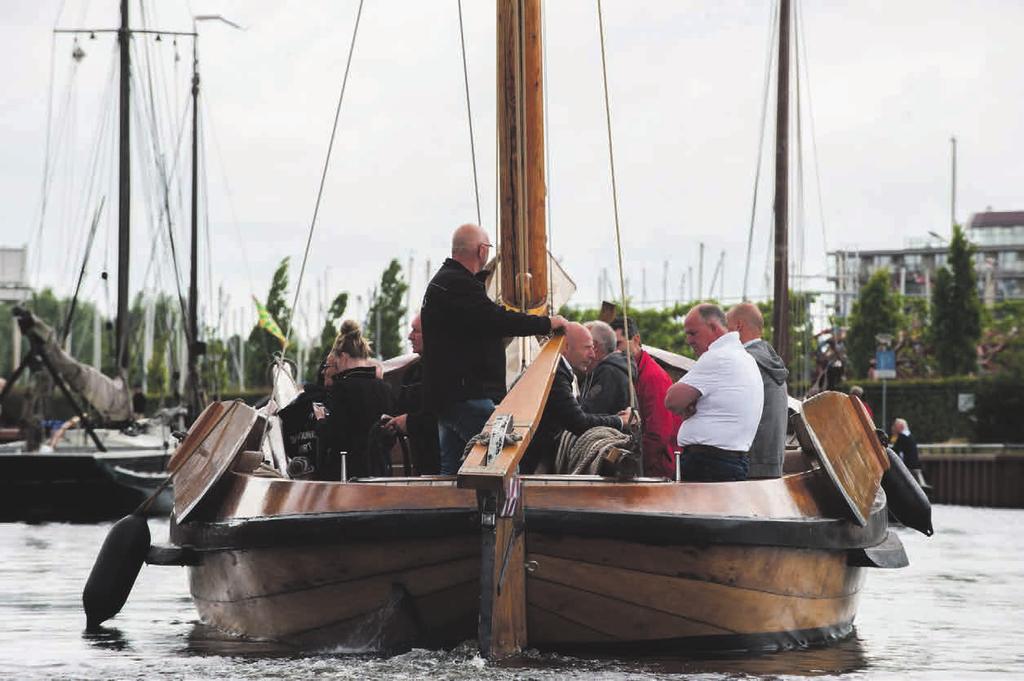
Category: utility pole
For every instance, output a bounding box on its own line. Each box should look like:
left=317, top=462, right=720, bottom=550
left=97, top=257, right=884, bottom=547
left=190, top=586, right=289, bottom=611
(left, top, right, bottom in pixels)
left=698, top=242, right=705, bottom=299
left=950, top=135, right=957, bottom=234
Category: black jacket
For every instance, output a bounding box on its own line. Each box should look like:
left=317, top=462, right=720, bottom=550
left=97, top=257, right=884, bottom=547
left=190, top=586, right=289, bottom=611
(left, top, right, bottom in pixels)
left=892, top=432, right=920, bottom=469
left=522, top=357, right=624, bottom=472
left=581, top=351, right=635, bottom=416
left=320, top=366, right=394, bottom=480
left=421, top=258, right=551, bottom=407
left=394, top=361, right=440, bottom=474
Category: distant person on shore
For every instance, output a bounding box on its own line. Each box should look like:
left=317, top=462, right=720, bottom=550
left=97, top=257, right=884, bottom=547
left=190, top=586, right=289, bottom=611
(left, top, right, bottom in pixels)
left=522, top=322, right=632, bottom=473
left=726, top=303, right=789, bottom=479
left=890, top=418, right=921, bottom=470
left=581, top=320, right=634, bottom=415
left=849, top=385, right=875, bottom=424
left=421, top=223, right=567, bottom=474
left=665, top=303, right=763, bottom=482
left=611, top=316, right=681, bottom=478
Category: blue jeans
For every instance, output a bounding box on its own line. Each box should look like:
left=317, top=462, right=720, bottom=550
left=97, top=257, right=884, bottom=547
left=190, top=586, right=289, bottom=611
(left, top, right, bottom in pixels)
left=681, top=446, right=749, bottom=482
left=437, top=398, right=496, bottom=474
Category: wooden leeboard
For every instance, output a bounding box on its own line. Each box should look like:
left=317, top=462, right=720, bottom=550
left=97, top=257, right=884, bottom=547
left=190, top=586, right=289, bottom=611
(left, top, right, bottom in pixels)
left=457, top=335, right=565, bottom=490
left=166, top=401, right=227, bottom=472
left=173, top=401, right=261, bottom=522
left=800, top=391, right=888, bottom=526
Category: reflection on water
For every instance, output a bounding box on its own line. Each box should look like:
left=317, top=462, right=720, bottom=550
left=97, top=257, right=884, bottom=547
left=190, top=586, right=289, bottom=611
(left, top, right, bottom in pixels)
left=1, top=505, right=1022, bottom=679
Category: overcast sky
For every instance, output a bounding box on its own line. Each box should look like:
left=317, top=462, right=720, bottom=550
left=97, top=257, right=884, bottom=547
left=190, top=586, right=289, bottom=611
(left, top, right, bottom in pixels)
left=2, top=1, right=1022, bottom=341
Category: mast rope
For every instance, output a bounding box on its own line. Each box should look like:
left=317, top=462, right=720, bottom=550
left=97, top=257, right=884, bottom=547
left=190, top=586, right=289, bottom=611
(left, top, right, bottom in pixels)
left=542, top=0, right=554, bottom=313
left=262, top=0, right=365, bottom=448
left=742, top=0, right=779, bottom=301
left=457, top=0, right=482, bottom=226
left=595, top=0, right=637, bottom=413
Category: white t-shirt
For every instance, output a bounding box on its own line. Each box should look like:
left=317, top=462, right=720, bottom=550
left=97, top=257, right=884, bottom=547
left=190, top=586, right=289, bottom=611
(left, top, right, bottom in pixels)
left=676, top=331, right=764, bottom=452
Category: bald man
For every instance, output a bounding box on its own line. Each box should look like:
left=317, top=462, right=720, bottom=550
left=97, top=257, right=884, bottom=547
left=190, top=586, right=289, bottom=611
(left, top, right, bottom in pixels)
left=521, top=322, right=631, bottom=473
left=726, top=303, right=789, bottom=478
left=422, top=223, right=567, bottom=473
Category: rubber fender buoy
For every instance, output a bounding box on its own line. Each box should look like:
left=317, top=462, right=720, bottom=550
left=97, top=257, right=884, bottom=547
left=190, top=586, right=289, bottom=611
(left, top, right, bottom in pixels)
left=82, top=513, right=151, bottom=628
left=881, top=448, right=934, bottom=536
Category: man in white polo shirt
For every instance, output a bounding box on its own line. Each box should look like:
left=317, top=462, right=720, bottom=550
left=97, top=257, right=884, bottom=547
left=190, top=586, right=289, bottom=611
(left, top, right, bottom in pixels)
left=664, top=303, right=764, bottom=481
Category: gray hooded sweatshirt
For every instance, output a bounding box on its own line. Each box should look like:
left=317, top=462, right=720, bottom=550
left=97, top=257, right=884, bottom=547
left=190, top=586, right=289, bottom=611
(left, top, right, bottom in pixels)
left=744, top=339, right=790, bottom=478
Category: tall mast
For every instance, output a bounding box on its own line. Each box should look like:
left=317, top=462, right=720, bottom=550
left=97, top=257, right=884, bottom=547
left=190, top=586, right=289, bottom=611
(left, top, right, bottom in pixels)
left=186, top=36, right=202, bottom=417
left=115, top=0, right=131, bottom=372
left=772, top=0, right=791, bottom=365
left=497, top=0, right=547, bottom=312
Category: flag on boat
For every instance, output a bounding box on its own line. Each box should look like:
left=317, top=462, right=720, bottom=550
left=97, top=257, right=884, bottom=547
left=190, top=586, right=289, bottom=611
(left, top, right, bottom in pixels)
left=253, top=295, right=288, bottom=349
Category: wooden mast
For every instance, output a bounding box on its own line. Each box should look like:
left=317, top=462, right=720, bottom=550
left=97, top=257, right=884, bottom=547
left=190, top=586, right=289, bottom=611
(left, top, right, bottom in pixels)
left=772, top=0, right=791, bottom=365
left=186, top=36, right=202, bottom=419
left=115, top=0, right=131, bottom=372
left=497, top=0, right=547, bottom=312
left=462, top=0, right=548, bottom=659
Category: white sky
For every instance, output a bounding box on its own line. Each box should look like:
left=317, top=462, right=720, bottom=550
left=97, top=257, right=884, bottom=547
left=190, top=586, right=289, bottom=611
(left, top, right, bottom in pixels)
left=2, top=1, right=1023, bottom=342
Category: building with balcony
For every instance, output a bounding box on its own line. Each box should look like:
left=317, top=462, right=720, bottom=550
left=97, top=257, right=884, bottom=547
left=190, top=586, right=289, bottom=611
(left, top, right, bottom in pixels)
left=829, top=210, right=1024, bottom=317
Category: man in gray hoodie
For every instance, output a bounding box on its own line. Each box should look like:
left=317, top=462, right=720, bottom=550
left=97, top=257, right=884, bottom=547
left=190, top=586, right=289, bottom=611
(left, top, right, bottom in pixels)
left=581, top=320, right=635, bottom=415
left=726, top=303, right=790, bottom=478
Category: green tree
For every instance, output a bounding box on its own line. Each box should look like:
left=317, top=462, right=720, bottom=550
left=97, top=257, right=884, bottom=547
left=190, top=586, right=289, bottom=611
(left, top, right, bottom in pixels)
left=366, top=259, right=408, bottom=359
left=306, top=292, right=349, bottom=381
left=846, top=269, right=902, bottom=378
left=246, top=258, right=293, bottom=387
left=931, top=225, right=981, bottom=376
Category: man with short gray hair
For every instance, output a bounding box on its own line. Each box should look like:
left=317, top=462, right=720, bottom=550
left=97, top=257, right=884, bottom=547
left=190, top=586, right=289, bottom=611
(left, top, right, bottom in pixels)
left=581, top=320, right=634, bottom=415
left=665, top=303, right=763, bottom=482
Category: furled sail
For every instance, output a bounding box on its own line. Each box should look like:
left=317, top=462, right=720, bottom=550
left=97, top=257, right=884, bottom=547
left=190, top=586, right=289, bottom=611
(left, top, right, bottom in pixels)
left=15, top=308, right=132, bottom=422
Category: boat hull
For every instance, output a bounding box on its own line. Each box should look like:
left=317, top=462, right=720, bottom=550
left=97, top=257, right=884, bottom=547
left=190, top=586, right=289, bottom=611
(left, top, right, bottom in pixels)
left=0, top=449, right=170, bottom=522
left=171, top=493, right=880, bottom=654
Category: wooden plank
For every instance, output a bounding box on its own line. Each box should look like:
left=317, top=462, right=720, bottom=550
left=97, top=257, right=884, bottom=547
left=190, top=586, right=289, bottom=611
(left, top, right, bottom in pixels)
left=527, top=534, right=860, bottom=599
left=174, top=401, right=260, bottom=522
left=800, top=391, right=887, bottom=526
left=528, top=553, right=862, bottom=637
left=457, top=335, right=564, bottom=489
left=167, top=401, right=226, bottom=471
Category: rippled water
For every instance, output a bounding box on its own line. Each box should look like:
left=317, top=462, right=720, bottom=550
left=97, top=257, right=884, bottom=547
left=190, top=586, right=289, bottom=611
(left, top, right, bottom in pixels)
left=1, top=505, right=1022, bottom=679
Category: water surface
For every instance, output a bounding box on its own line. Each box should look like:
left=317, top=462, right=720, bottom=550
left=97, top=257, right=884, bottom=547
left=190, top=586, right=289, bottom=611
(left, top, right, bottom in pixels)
left=1, top=505, right=1021, bottom=679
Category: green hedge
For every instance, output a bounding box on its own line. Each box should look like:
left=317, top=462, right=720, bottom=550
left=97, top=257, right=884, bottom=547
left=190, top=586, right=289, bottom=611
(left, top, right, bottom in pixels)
left=843, top=377, right=1023, bottom=443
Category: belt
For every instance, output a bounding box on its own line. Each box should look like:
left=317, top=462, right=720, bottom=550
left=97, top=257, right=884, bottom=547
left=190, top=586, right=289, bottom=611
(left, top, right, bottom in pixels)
left=683, top=444, right=747, bottom=457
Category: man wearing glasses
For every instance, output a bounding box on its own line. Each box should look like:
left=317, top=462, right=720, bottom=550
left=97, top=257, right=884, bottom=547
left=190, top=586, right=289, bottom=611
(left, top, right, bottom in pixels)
left=421, top=223, right=567, bottom=474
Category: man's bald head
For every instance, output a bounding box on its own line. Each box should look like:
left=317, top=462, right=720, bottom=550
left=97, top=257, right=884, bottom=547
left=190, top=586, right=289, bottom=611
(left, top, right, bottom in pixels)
left=562, top=322, right=596, bottom=373
left=450, top=223, right=492, bottom=274
left=726, top=302, right=764, bottom=344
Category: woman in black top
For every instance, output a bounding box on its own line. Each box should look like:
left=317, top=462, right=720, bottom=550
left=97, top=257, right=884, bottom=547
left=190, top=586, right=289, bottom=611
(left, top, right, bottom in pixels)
left=317, top=320, right=394, bottom=480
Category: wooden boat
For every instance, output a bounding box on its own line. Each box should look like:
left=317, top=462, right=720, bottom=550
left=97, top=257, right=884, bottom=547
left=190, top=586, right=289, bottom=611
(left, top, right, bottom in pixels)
left=133, top=0, right=929, bottom=659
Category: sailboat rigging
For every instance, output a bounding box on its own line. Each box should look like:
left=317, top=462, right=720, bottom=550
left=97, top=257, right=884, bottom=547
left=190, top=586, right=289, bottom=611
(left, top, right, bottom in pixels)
left=87, top=0, right=932, bottom=660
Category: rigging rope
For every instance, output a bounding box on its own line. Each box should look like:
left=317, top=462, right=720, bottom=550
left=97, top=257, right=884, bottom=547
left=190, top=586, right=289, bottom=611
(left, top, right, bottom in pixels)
left=457, top=0, right=482, bottom=226
left=742, top=0, right=779, bottom=301
left=595, top=0, right=637, bottom=412
left=541, top=0, right=554, bottom=313
left=795, top=2, right=829, bottom=261
left=261, top=0, right=365, bottom=449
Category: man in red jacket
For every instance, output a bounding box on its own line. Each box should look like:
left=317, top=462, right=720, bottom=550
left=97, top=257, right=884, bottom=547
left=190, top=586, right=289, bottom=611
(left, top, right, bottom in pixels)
left=612, top=317, right=682, bottom=478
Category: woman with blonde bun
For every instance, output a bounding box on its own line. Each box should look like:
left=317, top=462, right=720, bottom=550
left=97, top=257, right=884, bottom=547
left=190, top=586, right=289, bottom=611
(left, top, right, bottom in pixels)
left=316, top=320, right=394, bottom=479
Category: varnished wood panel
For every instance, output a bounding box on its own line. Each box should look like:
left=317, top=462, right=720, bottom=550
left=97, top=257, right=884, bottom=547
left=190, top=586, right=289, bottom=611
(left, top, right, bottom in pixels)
left=527, top=553, right=862, bottom=640
left=527, top=534, right=860, bottom=599
left=174, top=402, right=260, bottom=522
left=459, top=335, right=563, bottom=488
left=801, top=392, right=887, bottom=525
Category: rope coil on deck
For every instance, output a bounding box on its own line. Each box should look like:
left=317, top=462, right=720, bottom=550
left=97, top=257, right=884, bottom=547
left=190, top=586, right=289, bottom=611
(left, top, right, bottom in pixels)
left=554, top=426, right=633, bottom=476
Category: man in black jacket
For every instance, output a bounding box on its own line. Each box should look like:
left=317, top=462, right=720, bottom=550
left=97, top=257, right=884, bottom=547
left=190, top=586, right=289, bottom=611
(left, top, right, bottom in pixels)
left=522, top=322, right=631, bottom=473
left=422, top=223, right=567, bottom=474
left=384, top=313, right=441, bottom=474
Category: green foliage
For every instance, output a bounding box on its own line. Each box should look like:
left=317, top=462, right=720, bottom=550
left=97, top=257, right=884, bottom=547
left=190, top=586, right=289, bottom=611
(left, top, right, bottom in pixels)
left=846, top=269, right=903, bottom=378
left=931, top=225, right=981, bottom=375
left=306, top=292, right=349, bottom=381
left=147, top=332, right=169, bottom=395
left=366, top=259, right=408, bottom=359
left=246, top=258, right=293, bottom=387
left=559, top=301, right=694, bottom=357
